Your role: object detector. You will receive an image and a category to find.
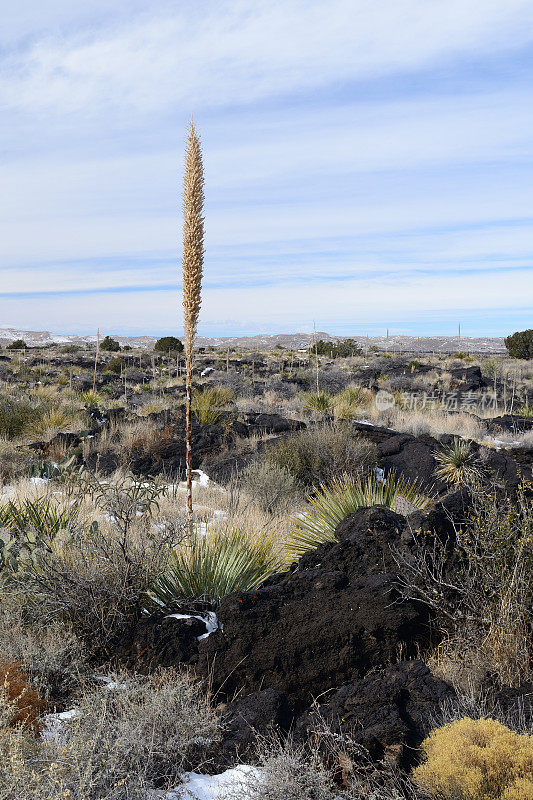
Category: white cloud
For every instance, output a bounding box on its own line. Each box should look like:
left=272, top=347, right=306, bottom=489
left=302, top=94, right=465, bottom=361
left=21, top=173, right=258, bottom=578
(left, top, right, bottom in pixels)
left=2, top=266, right=528, bottom=336
left=1, top=0, right=532, bottom=335
left=2, top=1, right=533, bottom=116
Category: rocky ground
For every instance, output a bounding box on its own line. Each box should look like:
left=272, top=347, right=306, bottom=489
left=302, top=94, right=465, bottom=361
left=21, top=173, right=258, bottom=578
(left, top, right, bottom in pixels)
left=0, top=339, right=531, bottom=798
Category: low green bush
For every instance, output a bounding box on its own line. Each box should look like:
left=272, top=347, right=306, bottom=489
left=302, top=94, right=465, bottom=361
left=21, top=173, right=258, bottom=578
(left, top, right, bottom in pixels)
left=266, top=424, right=377, bottom=488
left=238, top=460, right=302, bottom=514
left=504, top=328, right=533, bottom=359
left=192, top=386, right=233, bottom=424
left=303, top=391, right=332, bottom=414
left=150, top=525, right=282, bottom=607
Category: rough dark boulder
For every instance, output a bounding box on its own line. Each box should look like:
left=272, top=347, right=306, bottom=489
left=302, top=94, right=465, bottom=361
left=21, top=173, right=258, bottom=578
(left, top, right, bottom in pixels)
left=216, top=689, right=294, bottom=766
left=242, top=412, right=306, bottom=435
left=117, top=615, right=205, bottom=669
left=408, top=487, right=472, bottom=545
left=487, top=414, right=533, bottom=434
left=296, top=660, right=455, bottom=767
left=477, top=444, right=522, bottom=486
left=298, top=506, right=410, bottom=577
left=86, top=418, right=234, bottom=477
left=378, top=432, right=446, bottom=491
left=449, top=365, right=486, bottom=391
left=197, top=508, right=432, bottom=709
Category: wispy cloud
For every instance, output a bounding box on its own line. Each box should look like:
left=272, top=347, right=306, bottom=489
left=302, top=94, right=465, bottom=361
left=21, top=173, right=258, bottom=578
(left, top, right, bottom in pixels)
left=1, top=0, right=532, bottom=335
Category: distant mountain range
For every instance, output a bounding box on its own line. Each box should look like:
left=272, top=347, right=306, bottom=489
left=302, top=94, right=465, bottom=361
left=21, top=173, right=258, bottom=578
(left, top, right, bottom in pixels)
left=0, top=327, right=507, bottom=353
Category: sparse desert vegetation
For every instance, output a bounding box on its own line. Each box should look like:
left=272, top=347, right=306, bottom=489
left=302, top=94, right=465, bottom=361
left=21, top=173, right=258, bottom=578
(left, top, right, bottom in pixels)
left=0, top=332, right=531, bottom=798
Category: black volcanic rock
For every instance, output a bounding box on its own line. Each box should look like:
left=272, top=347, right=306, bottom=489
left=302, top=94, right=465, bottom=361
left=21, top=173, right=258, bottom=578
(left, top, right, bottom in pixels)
left=216, top=689, right=295, bottom=765
left=296, top=660, right=455, bottom=767
left=449, top=365, right=487, bottom=391
left=118, top=615, right=205, bottom=669
left=298, top=505, right=410, bottom=576
left=197, top=507, right=432, bottom=709
left=243, top=412, right=306, bottom=434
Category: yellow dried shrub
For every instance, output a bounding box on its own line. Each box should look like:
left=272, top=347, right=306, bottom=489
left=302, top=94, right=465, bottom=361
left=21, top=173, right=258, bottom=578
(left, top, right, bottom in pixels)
left=412, top=717, right=533, bottom=800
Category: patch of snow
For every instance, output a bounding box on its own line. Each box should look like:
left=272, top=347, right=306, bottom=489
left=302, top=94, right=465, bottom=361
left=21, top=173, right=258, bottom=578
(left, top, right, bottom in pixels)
left=373, top=467, right=385, bottom=484
left=482, top=435, right=520, bottom=450
left=166, top=765, right=260, bottom=800
left=200, top=367, right=215, bottom=377
left=94, top=675, right=127, bottom=690
left=30, top=476, right=49, bottom=486
left=167, top=611, right=220, bottom=641
left=194, top=470, right=210, bottom=487
left=42, top=708, right=80, bottom=741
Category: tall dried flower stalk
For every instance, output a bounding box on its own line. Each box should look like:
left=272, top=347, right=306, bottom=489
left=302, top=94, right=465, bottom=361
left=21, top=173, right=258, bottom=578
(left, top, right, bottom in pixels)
left=181, top=121, right=205, bottom=524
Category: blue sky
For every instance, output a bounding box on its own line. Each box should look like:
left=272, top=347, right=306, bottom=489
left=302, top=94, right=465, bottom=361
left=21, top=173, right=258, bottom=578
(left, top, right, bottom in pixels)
left=1, top=0, right=532, bottom=337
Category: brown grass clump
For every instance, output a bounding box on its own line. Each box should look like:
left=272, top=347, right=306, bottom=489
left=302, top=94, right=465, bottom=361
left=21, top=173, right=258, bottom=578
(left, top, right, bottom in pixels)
left=412, top=717, right=533, bottom=800
left=0, top=660, right=47, bottom=734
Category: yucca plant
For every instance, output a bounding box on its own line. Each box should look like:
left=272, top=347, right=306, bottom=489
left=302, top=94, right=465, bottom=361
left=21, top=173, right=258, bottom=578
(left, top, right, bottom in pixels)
left=149, top=525, right=281, bottom=608
left=333, top=385, right=372, bottom=419
left=303, top=391, right=332, bottom=414
left=0, top=496, right=80, bottom=539
left=288, top=472, right=432, bottom=560
left=80, top=389, right=101, bottom=408
left=27, top=405, right=79, bottom=437
left=192, top=387, right=233, bottom=424
left=434, top=438, right=483, bottom=486
left=182, top=121, right=205, bottom=524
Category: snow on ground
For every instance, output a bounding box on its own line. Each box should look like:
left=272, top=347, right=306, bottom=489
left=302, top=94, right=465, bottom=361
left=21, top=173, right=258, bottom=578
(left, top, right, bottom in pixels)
left=167, top=611, right=220, bottom=641
left=165, top=765, right=260, bottom=800
left=42, top=708, right=80, bottom=741
left=482, top=435, right=522, bottom=449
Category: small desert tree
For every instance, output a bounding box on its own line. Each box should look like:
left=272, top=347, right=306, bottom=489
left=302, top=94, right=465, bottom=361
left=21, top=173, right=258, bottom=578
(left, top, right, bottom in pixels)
left=181, top=121, right=205, bottom=523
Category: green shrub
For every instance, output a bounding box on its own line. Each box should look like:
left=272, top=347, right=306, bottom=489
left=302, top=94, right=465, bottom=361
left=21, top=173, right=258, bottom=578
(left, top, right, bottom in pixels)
left=309, top=339, right=362, bottom=358
left=6, top=339, right=27, bottom=350
left=104, top=356, right=123, bottom=374
left=504, top=329, right=533, bottom=359
left=288, top=472, right=432, bottom=560
left=154, top=336, right=183, bottom=353
left=100, top=335, right=121, bottom=352
left=412, top=717, right=533, bottom=800
left=238, top=460, right=302, bottom=514
left=266, top=424, right=377, bottom=488
left=434, top=438, right=483, bottom=486
left=303, top=390, right=332, bottom=414
left=60, top=344, right=83, bottom=354
left=0, top=396, right=37, bottom=439
left=192, top=386, right=233, bottom=424
left=150, top=525, right=282, bottom=607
